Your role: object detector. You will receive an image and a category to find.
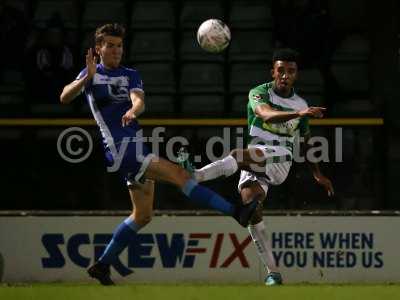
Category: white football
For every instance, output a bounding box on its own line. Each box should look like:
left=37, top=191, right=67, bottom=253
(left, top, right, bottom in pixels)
left=196, top=19, right=231, bottom=53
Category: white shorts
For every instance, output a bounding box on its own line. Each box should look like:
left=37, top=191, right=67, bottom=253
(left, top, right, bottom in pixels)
left=238, top=145, right=292, bottom=196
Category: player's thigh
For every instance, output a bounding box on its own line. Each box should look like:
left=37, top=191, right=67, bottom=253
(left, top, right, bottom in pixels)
left=144, top=157, right=191, bottom=187
left=128, top=179, right=155, bottom=215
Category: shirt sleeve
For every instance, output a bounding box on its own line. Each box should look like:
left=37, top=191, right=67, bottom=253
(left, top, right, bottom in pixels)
left=76, top=67, right=88, bottom=80
left=129, top=70, right=144, bottom=92
left=248, top=88, right=271, bottom=113
left=299, top=116, right=311, bottom=136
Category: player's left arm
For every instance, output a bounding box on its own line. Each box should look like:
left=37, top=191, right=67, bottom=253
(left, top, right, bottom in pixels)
left=122, top=70, right=145, bottom=127
left=122, top=90, right=145, bottom=127
left=300, top=117, right=334, bottom=197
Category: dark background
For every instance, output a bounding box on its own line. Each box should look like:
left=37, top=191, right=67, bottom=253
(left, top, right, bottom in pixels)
left=0, top=0, right=398, bottom=211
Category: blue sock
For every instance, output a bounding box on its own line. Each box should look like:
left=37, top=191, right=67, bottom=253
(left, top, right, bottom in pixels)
left=99, top=217, right=142, bottom=265
left=181, top=179, right=234, bottom=215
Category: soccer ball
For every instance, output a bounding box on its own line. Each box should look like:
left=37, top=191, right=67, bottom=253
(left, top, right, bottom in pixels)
left=196, top=19, right=231, bottom=53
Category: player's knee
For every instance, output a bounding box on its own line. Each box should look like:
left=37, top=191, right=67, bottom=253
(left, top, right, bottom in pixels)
left=229, top=148, right=241, bottom=159
left=231, top=149, right=264, bottom=170
left=240, top=189, right=253, bottom=204
left=175, top=167, right=192, bottom=186
left=229, top=149, right=247, bottom=168
left=141, top=187, right=154, bottom=200
left=241, top=187, right=263, bottom=204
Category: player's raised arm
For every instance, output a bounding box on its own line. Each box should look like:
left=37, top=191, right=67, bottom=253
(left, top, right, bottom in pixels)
left=255, top=103, right=300, bottom=123
left=60, top=48, right=97, bottom=104
left=255, top=104, right=326, bottom=123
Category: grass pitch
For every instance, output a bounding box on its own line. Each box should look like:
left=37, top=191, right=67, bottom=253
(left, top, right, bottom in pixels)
left=1, top=283, right=399, bottom=300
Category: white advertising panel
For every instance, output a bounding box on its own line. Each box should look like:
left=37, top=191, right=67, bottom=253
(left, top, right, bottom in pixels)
left=0, top=216, right=397, bottom=283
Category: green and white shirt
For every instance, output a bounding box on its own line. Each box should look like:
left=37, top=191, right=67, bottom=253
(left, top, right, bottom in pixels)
left=247, top=82, right=310, bottom=154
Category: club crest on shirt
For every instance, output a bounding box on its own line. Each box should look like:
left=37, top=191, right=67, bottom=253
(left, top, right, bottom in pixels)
left=93, top=73, right=130, bottom=102
left=253, top=94, right=263, bottom=102
left=108, top=79, right=129, bottom=102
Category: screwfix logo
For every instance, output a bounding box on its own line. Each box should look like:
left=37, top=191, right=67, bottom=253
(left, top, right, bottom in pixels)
left=41, top=233, right=253, bottom=276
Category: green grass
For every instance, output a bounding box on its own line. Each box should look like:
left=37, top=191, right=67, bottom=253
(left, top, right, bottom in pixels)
left=1, top=283, right=399, bottom=300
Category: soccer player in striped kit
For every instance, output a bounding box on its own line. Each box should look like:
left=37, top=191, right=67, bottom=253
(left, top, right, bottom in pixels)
left=179, top=48, right=334, bottom=285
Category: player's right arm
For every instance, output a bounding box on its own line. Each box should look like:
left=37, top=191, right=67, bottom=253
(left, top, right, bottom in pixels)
left=249, top=87, right=326, bottom=123
left=255, top=105, right=326, bottom=123
left=60, top=48, right=97, bottom=104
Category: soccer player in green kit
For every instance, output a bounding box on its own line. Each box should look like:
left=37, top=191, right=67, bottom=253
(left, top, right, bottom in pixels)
left=179, top=48, right=334, bottom=286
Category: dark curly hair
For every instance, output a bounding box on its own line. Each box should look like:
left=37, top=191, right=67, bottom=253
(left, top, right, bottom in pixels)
left=272, top=48, right=299, bottom=65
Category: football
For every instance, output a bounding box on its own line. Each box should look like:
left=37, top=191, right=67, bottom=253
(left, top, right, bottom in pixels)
left=196, top=19, right=231, bottom=53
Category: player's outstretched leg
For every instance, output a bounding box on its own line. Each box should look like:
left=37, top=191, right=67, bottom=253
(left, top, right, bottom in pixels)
left=88, top=180, right=154, bottom=285
left=178, top=147, right=266, bottom=183
left=145, top=157, right=257, bottom=227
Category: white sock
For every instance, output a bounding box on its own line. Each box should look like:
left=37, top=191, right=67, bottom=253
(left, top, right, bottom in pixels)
left=248, top=221, right=278, bottom=273
left=194, top=155, right=238, bottom=182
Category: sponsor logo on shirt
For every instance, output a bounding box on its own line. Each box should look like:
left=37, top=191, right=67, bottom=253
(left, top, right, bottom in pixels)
left=253, top=94, right=263, bottom=102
